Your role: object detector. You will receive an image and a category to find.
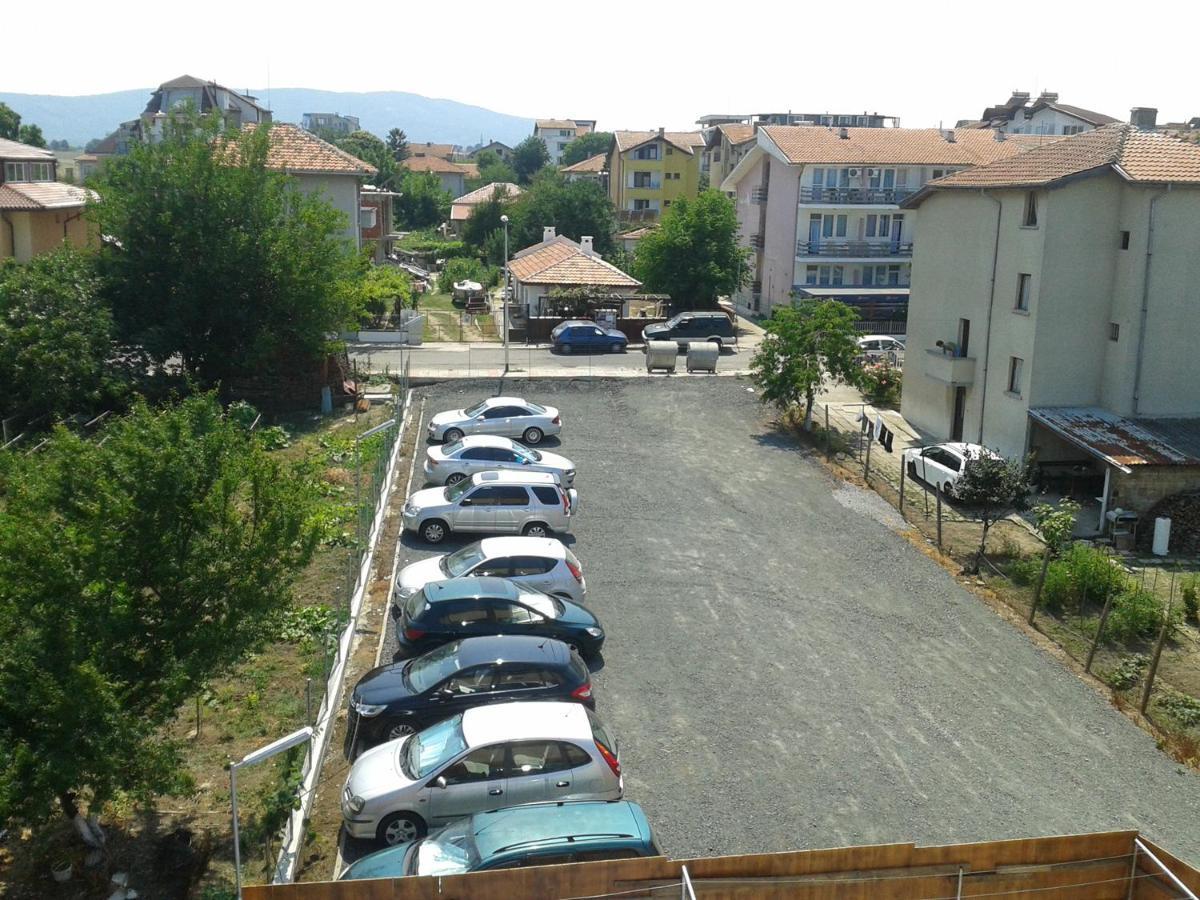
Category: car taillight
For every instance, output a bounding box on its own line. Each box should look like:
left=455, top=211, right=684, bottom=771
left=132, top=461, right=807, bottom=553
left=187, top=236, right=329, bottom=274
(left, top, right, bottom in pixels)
left=571, top=682, right=592, bottom=700
left=561, top=489, right=569, bottom=514
left=595, top=739, right=620, bottom=777
left=404, top=626, right=425, bottom=641
left=566, top=560, right=583, bottom=583
left=552, top=415, right=561, bottom=425
left=428, top=458, right=439, bottom=466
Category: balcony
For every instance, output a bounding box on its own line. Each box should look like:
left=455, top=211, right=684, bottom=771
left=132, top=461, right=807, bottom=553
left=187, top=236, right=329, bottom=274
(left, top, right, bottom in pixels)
left=800, top=187, right=915, bottom=205
left=924, top=349, right=976, bottom=386
left=751, top=187, right=768, bottom=203
left=629, top=180, right=663, bottom=191
left=796, top=240, right=913, bottom=258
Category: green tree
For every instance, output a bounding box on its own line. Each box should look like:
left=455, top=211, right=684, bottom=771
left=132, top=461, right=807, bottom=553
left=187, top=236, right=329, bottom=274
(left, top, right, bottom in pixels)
left=394, top=170, right=452, bottom=229
left=560, top=132, right=613, bottom=167
left=17, top=123, right=46, bottom=148
left=633, top=190, right=749, bottom=309
left=0, top=103, right=19, bottom=140
left=92, top=114, right=360, bottom=385
left=750, top=301, right=862, bottom=430
left=336, top=130, right=397, bottom=189
left=468, top=160, right=520, bottom=192
left=473, top=149, right=500, bottom=170
left=511, top=135, right=551, bottom=184
left=355, top=264, right=413, bottom=324
left=506, top=172, right=617, bottom=257
left=461, top=190, right=514, bottom=261
left=0, top=248, right=127, bottom=423
left=0, top=393, right=319, bottom=828
left=954, top=452, right=1033, bottom=574
left=386, top=128, right=409, bottom=162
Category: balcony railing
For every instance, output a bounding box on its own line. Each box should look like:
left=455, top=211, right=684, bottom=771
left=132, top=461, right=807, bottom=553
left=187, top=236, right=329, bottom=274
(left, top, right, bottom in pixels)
left=796, top=240, right=913, bottom=258
left=751, top=187, right=768, bottom=203
left=800, top=187, right=915, bottom=204
left=629, top=181, right=662, bottom=191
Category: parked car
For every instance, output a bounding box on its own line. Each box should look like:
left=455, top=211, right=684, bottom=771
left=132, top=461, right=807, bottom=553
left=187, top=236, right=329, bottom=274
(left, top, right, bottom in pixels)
left=424, top=435, right=576, bottom=487
left=394, top=576, right=605, bottom=660
left=428, top=397, right=561, bottom=445
left=339, top=800, right=658, bottom=880
left=402, top=470, right=578, bottom=544
left=551, top=320, right=628, bottom=354
left=902, top=442, right=996, bottom=496
left=858, top=335, right=906, bottom=363
left=394, top=537, right=587, bottom=606
left=345, top=636, right=594, bottom=757
left=642, top=311, right=737, bottom=350
left=340, top=702, right=623, bottom=846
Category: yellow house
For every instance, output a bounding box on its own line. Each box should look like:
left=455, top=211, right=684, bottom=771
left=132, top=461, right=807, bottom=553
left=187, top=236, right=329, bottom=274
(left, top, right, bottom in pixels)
left=0, top=138, right=95, bottom=262
left=608, top=129, right=705, bottom=218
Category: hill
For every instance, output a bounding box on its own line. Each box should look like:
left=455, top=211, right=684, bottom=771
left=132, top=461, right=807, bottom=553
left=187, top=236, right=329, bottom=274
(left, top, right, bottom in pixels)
left=0, top=86, right=535, bottom=149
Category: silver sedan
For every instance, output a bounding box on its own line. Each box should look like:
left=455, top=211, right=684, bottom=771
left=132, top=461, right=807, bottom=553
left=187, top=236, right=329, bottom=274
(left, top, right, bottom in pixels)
left=424, top=435, right=575, bottom=486
left=427, top=397, right=561, bottom=445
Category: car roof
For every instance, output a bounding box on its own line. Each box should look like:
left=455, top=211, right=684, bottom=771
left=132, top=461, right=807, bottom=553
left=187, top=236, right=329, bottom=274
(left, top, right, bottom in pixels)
left=470, top=801, right=651, bottom=860
left=457, top=435, right=516, bottom=449
left=471, top=470, right=560, bottom=486
left=481, top=396, right=528, bottom=407
left=558, top=319, right=593, bottom=327
left=424, top=576, right=521, bottom=603
left=479, top=536, right=566, bottom=559
left=462, top=701, right=591, bottom=746
left=455, top=635, right=570, bottom=668
left=858, top=334, right=899, bottom=342
left=939, top=442, right=986, bottom=454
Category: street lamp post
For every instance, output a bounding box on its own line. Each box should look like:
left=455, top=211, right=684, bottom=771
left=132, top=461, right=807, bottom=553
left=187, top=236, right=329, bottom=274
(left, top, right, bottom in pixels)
left=501, top=214, right=510, bottom=373
left=230, top=727, right=314, bottom=899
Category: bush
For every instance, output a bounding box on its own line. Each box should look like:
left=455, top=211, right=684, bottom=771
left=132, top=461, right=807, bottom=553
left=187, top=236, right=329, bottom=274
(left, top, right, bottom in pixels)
left=1062, top=543, right=1127, bottom=610
left=1106, top=586, right=1167, bottom=644
left=1156, top=688, right=1200, bottom=729
left=1039, top=559, right=1074, bottom=614
left=1182, top=575, right=1199, bottom=624
left=1102, top=653, right=1148, bottom=691
left=859, top=360, right=902, bottom=407
left=1006, top=557, right=1041, bottom=586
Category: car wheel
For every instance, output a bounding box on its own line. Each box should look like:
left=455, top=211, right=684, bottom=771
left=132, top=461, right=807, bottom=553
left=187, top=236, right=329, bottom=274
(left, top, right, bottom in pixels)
left=907, top=460, right=917, bottom=479
left=709, top=337, right=723, bottom=352
left=609, top=342, right=622, bottom=353
left=442, top=428, right=463, bottom=443
left=560, top=343, right=572, bottom=355
left=420, top=519, right=449, bottom=544
left=377, top=812, right=425, bottom=847
left=445, top=472, right=466, bottom=486
left=940, top=482, right=954, bottom=500
left=523, top=427, right=544, bottom=445
left=522, top=521, right=552, bottom=538
left=387, top=721, right=417, bottom=741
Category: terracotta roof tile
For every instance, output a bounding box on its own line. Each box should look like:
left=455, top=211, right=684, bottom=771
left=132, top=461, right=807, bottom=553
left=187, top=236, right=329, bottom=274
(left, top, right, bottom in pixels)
left=760, top=125, right=1049, bottom=166
left=236, top=123, right=376, bottom=176
left=450, top=182, right=522, bottom=220
left=508, top=236, right=640, bottom=287
left=560, top=153, right=607, bottom=174
left=614, top=130, right=706, bottom=155
left=400, top=155, right=471, bottom=175
left=410, top=143, right=457, bottom=160
left=718, top=124, right=755, bottom=145
left=0, top=138, right=55, bottom=162
left=0, top=181, right=94, bottom=210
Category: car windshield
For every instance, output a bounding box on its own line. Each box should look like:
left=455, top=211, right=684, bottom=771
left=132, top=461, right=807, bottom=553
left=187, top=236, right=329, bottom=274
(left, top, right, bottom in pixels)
left=402, top=715, right=467, bottom=780
left=514, top=444, right=541, bottom=462
left=406, top=641, right=464, bottom=693
left=445, top=479, right=474, bottom=502
left=463, top=401, right=488, bottom=417
left=524, top=402, right=546, bottom=415
left=409, top=818, right=480, bottom=876
left=664, top=313, right=684, bottom=327
left=518, top=588, right=564, bottom=619
left=442, top=440, right=464, bottom=456
left=441, top=543, right=485, bottom=577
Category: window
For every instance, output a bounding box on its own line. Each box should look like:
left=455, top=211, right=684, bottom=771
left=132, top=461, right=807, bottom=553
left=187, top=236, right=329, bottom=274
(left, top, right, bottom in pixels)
left=1109, top=322, right=1120, bottom=342
left=559, top=129, right=572, bottom=137
left=865, top=214, right=877, bottom=237
left=1022, top=191, right=1038, bottom=227
left=1120, top=230, right=1131, bottom=249
left=831, top=266, right=844, bottom=286
left=29, top=162, right=51, bottom=181
left=805, top=265, right=818, bottom=285
left=494, top=486, right=531, bottom=506
left=1007, top=357, right=1024, bottom=395
left=445, top=668, right=493, bottom=695
left=3, top=162, right=27, bottom=182
left=633, top=171, right=654, bottom=188
left=561, top=742, right=592, bottom=768
left=492, top=602, right=541, bottom=625
left=1062, top=125, right=1084, bottom=136
left=663, top=200, right=671, bottom=208
left=835, top=215, right=847, bottom=237
left=633, top=145, right=658, bottom=160
left=878, top=214, right=890, bottom=238
left=509, top=555, right=555, bottom=576
left=531, top=485, right=560, bottom=505
left=632, top=199, right=651, bottom=211
left=438, top=605, right=489, bottom=627
left=492, top=665, right=554, bottom=691
left=441, top=745, right=506, bottom=784
left=509, top=741, right=567, bottom=775
left=665, top=145, right=673, bottom=155
left=1015, top=273, right=1031, bottom=311
left=822, top=216, right=834, bottom=238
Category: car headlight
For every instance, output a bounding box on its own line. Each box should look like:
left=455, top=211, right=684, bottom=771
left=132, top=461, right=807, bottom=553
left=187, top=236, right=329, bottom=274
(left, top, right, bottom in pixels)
left=396, top=584, right=416, bottom=599
left=352, top=701, right=387, bottom=717
left=347, top=794, right=366, bottom=814
left=565, top=470, right=576, bottom=478
left=403, top=503, right=417, bottom=516
left=585, top=627, right=603, bottom=638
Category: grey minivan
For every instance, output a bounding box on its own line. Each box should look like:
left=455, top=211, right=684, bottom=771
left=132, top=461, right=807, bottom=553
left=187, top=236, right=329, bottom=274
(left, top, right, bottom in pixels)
left=642, top=311, right=737, bottom=350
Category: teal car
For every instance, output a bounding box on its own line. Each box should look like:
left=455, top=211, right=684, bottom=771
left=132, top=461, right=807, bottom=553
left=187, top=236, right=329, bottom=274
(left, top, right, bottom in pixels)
left=340, top=800, right=658, bottom=880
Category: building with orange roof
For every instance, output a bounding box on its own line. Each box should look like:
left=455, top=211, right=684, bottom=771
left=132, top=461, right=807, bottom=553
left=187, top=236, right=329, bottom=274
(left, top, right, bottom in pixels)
left=534, top=119, right=596, bottom=166
left=607, top=129, right=706, bottom=221
left=509, top=226, right=640, bottom=318
left=0, top=138, right=96, bottom=262
left=400, top=154, right=474, bottom=197
left=560, top=152, right=607, bottom=186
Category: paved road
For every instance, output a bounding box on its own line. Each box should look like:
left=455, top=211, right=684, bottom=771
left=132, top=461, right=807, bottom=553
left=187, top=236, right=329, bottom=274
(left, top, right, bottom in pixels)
left=358, top=378, right=1200, bottom=863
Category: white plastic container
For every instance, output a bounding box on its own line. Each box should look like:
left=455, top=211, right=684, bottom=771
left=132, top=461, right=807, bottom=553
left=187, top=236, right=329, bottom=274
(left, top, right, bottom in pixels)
left=646, top=340, right=678, bottom=373
left=1152, top=516, right=1171, bottom=556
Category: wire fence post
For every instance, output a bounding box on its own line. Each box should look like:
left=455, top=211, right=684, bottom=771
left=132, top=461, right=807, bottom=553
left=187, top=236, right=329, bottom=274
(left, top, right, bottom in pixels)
left=1140, top=566, right=1176, bottom=715
left=1028, top=546, right=1052, bottom=625
left=935, top=489, right=943, bottom=550
left=863, top=428, right=873, bottom=483
left=899, top=461, right=906, bottom=515
left=824, top=404, right=831, bottom=460
left=1086, top=586, right=1118, bottom=673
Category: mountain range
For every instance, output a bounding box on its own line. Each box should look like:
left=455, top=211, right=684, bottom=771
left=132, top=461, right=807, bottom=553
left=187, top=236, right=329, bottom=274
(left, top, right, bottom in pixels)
left=0, top=87, right=535, bottom=149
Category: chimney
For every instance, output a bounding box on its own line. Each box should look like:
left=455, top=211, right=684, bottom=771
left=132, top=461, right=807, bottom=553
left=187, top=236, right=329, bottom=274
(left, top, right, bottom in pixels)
left=658, top=126, right=665, bottom=136
left=838, top=127, right=849, bottom=139
left=993, top=129, right=1007, bottom=141
left=942, top=129, right=957, bottom=143
left=580, top=236, right=594, bottom=257
left=1038, top=91, right=1059, bottom=103
left=543, top=226, right=557, bottom=242
left=1130, top=107, right=1158, bottom=130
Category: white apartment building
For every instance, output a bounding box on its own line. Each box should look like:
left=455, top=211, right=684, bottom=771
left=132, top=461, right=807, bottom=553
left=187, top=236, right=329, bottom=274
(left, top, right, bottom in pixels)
left=962, top=90, right=1119, bottom=136
left=534, top=119, right=596, bottom=166
left=720, top=126, right=1044, bottom=323
left=301, top=113, right=360, bottom=136
left=901, top=123, right=1200, bottom=525
left=111, top=75, right=272, bottom=152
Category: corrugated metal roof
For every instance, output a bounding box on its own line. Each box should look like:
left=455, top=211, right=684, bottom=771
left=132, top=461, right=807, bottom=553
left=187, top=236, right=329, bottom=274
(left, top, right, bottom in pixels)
left=1029, top=406, right=1200, bottom=472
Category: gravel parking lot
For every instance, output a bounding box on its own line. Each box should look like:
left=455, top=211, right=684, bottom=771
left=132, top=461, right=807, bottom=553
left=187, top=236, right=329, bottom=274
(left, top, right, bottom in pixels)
left=364, top=376, right=1200, bottom=863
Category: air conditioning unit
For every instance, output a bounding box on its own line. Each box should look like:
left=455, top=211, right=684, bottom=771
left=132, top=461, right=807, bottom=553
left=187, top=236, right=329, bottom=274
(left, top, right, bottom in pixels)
left=867, top=168, right=880, bottom=177
left=848, top=168, right=860, bottom=177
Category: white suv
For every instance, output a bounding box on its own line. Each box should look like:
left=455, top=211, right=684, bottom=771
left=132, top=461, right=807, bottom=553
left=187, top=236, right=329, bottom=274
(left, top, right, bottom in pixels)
left=403, top=470, right=578, bottom=544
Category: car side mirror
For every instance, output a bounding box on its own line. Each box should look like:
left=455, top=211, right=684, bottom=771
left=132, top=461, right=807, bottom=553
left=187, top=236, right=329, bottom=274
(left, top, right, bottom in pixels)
left=435, top=776, right=448, bottom=790
left=459, top=498, right=473, bottom=506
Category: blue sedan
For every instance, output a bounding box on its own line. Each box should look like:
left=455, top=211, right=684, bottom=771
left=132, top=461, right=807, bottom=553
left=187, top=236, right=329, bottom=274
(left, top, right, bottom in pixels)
left=551, top=320, right=628, bottom=354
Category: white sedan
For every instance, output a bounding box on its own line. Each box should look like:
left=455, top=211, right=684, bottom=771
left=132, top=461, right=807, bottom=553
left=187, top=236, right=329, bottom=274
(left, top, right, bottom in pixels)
left=428, top=397, right=561, bottom=445
left=424, top=435, right=575, bottom=486
left=902, top=442, right=995, bottom=496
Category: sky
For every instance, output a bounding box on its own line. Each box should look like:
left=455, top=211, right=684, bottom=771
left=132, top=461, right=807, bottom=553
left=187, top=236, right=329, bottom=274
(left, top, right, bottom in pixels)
left=3, top=0, right=1195, bottom=130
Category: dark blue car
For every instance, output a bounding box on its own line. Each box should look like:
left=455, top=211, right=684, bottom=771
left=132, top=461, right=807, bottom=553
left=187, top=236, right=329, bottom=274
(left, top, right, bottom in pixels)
left=551, top=320, right=628, bottom=354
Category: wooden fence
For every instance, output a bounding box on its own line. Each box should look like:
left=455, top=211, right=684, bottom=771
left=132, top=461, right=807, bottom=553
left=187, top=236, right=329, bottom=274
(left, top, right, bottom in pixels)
left=244, top=830, right=1199, bottom=899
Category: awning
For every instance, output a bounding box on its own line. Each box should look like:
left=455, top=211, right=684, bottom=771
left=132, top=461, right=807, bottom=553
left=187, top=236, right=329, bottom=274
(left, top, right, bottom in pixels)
left=793, top=287, right=911, bottom=299
left=1028, top=406, right=1200, bottom=474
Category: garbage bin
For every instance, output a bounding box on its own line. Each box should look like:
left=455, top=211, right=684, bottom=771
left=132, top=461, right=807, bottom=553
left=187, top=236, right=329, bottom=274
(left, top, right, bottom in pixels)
left=645, top=340, right=678, bottom=373
left=686, top=343, right=719, bottom=373
left=405, top=315, right=426, bottom=346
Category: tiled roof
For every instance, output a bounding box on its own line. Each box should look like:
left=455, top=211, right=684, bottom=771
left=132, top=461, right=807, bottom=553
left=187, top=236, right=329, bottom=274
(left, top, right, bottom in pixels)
left=1035, top=101, right=1118, bottom=127
left=537, top=119, right=579, bottom=130
left=400, top=155, right=470, bottom=175
left=760, top=125, right=1049, bottom=166
left=410, top=143, right=457, bottom=160
left=614, top=130, right=706, bottom=156
left=449, top=182, right=522, bottom=220
left=0, top=181, right=94, bottom=211
left=508, top=236, right=640, bottom=287
left=235, top=123, right=376, bottom=176
left=719, top=124, right=756, bottom=145
left=914, top=123, right=1200, bottom=192
left=560, top=153, right=607, bottom=174
left=618, top=226, right=654, bottom=240
left=0, top=138, right=55, bottom=162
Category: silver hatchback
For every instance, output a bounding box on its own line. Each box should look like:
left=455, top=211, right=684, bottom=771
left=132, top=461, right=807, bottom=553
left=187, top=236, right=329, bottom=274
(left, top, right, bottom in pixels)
left=402, top=471, right=578, bottom=544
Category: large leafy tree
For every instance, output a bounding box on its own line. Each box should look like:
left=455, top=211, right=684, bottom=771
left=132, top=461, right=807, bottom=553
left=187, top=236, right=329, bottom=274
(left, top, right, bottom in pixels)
left=560, top=132, right=613, bottom=167
left=17, top=123, right=45, bottom=149
left=954, top=452, right=1032, bottom=573
left=0, top=393, right=319, bottom=827
left=394, top=169, right=452, bottom=229
left=511, top=135, right=551, bottom=184
left=92, top=115, right=360, bottom=385
left=336, top=129, right=397, bottom=189
left=506, top=172, right=617, bottom=257
left=386, top=128, right=409, bottom=162
left=750, top=300, right=863, bottom=430
left=0, top=103, right=19, bottom=140
left=0, top=248, right=127, bottom=423
left=634, top=190, right=749, bottom=309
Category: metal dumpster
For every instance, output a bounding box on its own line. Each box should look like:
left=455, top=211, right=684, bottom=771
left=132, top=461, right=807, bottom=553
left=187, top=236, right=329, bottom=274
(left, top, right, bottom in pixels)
left=686, top=342, right=719, bottom=373
left=645, top=340, right=678, bottom=373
